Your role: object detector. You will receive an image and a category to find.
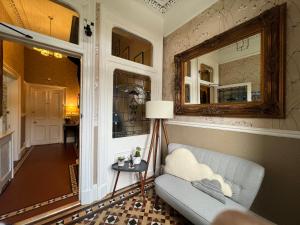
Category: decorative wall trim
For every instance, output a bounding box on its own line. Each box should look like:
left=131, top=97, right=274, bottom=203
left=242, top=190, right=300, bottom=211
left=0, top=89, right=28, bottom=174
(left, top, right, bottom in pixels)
left=167, top=120, right=300, bottom=139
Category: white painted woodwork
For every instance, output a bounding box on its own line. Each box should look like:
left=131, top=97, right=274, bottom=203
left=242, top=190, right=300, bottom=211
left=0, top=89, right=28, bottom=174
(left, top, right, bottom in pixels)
left=29, top=84, right=65, bottom=145
left=6, top=75, right=22, bottom=161
left=1, top=0, right=98, bottom=205
left=0, top=131, right=14, bottom=194
left=98, top=0, right=163, bottom=200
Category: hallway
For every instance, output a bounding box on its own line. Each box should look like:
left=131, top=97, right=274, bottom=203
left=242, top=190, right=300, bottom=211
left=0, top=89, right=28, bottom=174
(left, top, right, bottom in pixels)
left=0, top=144, right=78, bottom=224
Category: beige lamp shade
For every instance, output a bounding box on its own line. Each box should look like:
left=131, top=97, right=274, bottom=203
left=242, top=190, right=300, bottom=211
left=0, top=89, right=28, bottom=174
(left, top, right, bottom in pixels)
left=146, top=101, right=174, bottom=119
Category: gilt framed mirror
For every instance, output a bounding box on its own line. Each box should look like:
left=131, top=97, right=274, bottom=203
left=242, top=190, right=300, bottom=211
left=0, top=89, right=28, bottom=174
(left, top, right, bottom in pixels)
left=174, top=4, right=286, bottom=118
left=0, top=40, right=3, bottom=117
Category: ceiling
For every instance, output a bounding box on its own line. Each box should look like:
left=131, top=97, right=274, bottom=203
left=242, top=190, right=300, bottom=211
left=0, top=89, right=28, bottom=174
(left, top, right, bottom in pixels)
left=138, top=0, right=218, bottom=36
left=1, top=0, right=218, bottom=39
left=1, top=0, right=78, bottom=42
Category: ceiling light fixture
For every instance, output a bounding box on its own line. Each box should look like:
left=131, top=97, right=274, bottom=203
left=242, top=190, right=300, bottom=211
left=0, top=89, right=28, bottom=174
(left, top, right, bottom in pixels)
left=33, top=16, right=63, bottom=59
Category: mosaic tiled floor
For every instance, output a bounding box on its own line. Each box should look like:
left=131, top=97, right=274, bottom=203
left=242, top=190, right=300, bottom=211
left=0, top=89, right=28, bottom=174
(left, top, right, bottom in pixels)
left=0, top=163, right=78, bottom=221
left=38, top=179, right=192, bottom=225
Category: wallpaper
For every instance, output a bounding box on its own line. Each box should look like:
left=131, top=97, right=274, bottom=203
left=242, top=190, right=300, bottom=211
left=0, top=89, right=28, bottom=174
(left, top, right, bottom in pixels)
left=163, top=0, right=300, bottom=131
left=219, top=54, right=261, bottom=92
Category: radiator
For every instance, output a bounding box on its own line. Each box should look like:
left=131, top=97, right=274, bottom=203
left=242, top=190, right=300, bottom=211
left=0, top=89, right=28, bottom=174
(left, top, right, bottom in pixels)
left=0, top=132, right=13, bottom=194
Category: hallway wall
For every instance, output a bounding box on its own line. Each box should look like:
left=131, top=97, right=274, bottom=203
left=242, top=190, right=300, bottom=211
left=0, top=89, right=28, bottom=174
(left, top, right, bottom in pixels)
left=24, top=48, right=80, bottom=110
left=162, top=124, right=300, bottom=225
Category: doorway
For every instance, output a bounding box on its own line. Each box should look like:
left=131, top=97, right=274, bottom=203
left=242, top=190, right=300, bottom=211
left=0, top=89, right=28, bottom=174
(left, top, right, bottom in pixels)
left=0, top=0, right=97, bottom=223
left=0, top=38, right=81, bottom=224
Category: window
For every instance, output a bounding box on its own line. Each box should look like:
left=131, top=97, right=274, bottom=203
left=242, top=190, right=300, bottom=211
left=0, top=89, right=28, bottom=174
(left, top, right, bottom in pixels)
left=0, top=0, right=79, bottom=44
left=112, top=28, right=153, bottom=66
left=113, top=69, right=151, bottom=138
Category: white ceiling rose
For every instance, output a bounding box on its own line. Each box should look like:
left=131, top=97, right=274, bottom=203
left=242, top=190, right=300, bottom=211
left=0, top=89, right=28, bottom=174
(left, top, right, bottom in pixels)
left=143, top=0, right=177, bottom=14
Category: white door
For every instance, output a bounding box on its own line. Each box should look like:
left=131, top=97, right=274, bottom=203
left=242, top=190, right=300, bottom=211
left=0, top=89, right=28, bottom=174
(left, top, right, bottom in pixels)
left=48, top=90, right=64, bottom=144
left=30, top=85, right=64, bottom=145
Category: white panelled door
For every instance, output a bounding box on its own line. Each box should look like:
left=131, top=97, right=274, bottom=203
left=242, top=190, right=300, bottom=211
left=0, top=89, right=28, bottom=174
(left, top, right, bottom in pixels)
left=30, top=85, right=65, bottom=145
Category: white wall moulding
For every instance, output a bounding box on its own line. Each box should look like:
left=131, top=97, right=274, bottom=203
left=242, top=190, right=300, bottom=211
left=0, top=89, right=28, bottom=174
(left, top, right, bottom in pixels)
left=167, top=120, right=300, bottom=140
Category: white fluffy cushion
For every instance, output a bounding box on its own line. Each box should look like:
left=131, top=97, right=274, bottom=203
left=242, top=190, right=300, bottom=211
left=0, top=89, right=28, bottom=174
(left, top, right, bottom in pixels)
left=164, top=148, right=232, bottom=197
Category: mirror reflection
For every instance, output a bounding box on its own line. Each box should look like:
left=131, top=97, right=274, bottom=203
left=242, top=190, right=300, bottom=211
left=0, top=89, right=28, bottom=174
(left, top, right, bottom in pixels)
left=184, top=33, right=261, bottom=104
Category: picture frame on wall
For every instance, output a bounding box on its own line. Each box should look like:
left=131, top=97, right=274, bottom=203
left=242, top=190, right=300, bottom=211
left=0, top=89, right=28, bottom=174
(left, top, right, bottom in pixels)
left=121, top=46, right=130, bottom=60
left=134, top=52, right=144, bottom=64
left=200, top=63, right=213, bottom=82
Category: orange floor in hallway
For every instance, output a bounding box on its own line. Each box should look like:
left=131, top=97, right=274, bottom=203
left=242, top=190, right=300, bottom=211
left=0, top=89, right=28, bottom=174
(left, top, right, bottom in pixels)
left=0, top=144, right=78, bottom=224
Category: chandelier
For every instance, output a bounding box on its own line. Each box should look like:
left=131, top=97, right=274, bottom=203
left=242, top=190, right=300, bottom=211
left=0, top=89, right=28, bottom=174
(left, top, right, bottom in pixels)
left=34, top=16, right=63, bottom=59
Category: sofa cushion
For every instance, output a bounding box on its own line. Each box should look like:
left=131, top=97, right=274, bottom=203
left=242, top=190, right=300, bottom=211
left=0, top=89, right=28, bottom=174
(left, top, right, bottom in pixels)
left=191, top=179, right=226, bottom=204
left=155, top=174, right=247, bottom=225
left=164, top=148, right=232, bottom=197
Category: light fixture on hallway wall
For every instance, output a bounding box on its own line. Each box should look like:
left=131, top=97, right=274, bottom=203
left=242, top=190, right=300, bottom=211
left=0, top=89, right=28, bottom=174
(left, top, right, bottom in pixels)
left=65, top=105, right=79, bottom=116
left=33, top=16, right=63, bottom=59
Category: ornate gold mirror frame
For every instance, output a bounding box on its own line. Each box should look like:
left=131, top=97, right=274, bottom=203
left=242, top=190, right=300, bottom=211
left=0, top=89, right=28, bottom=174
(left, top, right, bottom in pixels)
left=174, top=4, right=286, bottom=118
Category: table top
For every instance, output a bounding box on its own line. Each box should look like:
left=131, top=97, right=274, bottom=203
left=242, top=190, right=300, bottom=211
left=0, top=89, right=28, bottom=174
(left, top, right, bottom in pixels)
left=112, top=160, right=148, bottom=172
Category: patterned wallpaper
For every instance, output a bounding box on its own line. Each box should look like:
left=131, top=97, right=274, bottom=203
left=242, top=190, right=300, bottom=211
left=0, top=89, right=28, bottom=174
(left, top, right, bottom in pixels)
left=163, top=0, right=300, bottom=131
left=219, top=54, right=261, bottom=92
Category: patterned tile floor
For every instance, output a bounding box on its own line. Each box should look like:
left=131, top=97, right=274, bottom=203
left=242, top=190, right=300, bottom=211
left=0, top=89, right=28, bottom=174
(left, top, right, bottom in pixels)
left=37, top=179, right=192, bottom=225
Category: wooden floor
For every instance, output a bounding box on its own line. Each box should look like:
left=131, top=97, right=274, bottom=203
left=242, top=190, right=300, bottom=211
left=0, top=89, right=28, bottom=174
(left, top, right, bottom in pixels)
left=0, top=144, right=78, bottom=224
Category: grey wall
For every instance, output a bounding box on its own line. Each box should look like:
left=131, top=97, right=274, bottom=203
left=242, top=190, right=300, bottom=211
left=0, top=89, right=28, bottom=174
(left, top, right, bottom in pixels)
left=162, top=124, right=300, bottom=225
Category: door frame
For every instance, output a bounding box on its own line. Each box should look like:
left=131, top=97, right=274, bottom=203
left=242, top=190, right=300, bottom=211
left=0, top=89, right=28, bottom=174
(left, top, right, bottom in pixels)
left=0, top=0, right=97, bottom=204
left=4, top=71, right=22, bottom=161
left=26, top=83, right=66, bottom=146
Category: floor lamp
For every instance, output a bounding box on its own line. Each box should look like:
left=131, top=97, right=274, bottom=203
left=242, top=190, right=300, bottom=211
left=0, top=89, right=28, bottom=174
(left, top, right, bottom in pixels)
left=143, top=101, right=174, bottom=181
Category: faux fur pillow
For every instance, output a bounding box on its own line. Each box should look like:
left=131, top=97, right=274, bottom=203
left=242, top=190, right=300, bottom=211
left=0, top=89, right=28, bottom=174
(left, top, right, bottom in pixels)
left=164, top=148, right=232, bottom=197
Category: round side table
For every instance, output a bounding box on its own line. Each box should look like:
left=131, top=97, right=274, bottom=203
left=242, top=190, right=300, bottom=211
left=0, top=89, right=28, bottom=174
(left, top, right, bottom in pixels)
left=111, top=160, right=148, bottom=201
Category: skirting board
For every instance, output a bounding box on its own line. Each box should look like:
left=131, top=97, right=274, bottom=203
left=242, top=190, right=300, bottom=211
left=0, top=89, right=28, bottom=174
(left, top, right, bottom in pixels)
left=167, top=120, right=300, bottom=140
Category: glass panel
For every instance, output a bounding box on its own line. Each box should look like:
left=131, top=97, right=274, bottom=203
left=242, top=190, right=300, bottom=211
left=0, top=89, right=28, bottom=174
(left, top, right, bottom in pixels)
left=200, top=85, right=210, bottom=104
left=184, top=33, right=261, bottom=104
left=0, top=0, right=79, bottom=44
left=112, top=27, right=153, bottom=67
left=113, top=69, right=151, bottom=138
left=185, top=84, right=190, bottom=103
left=218, top=86, right=247, bottom=103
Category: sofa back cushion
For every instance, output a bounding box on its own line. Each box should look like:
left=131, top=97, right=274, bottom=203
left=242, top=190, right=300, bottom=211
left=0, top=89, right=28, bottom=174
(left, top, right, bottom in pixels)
left=168, top=143, right=265, bottom=209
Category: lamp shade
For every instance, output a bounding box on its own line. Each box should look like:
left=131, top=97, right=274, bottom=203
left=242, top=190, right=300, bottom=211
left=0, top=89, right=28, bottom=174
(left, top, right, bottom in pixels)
left=146, top=101, right=174, bottom=119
